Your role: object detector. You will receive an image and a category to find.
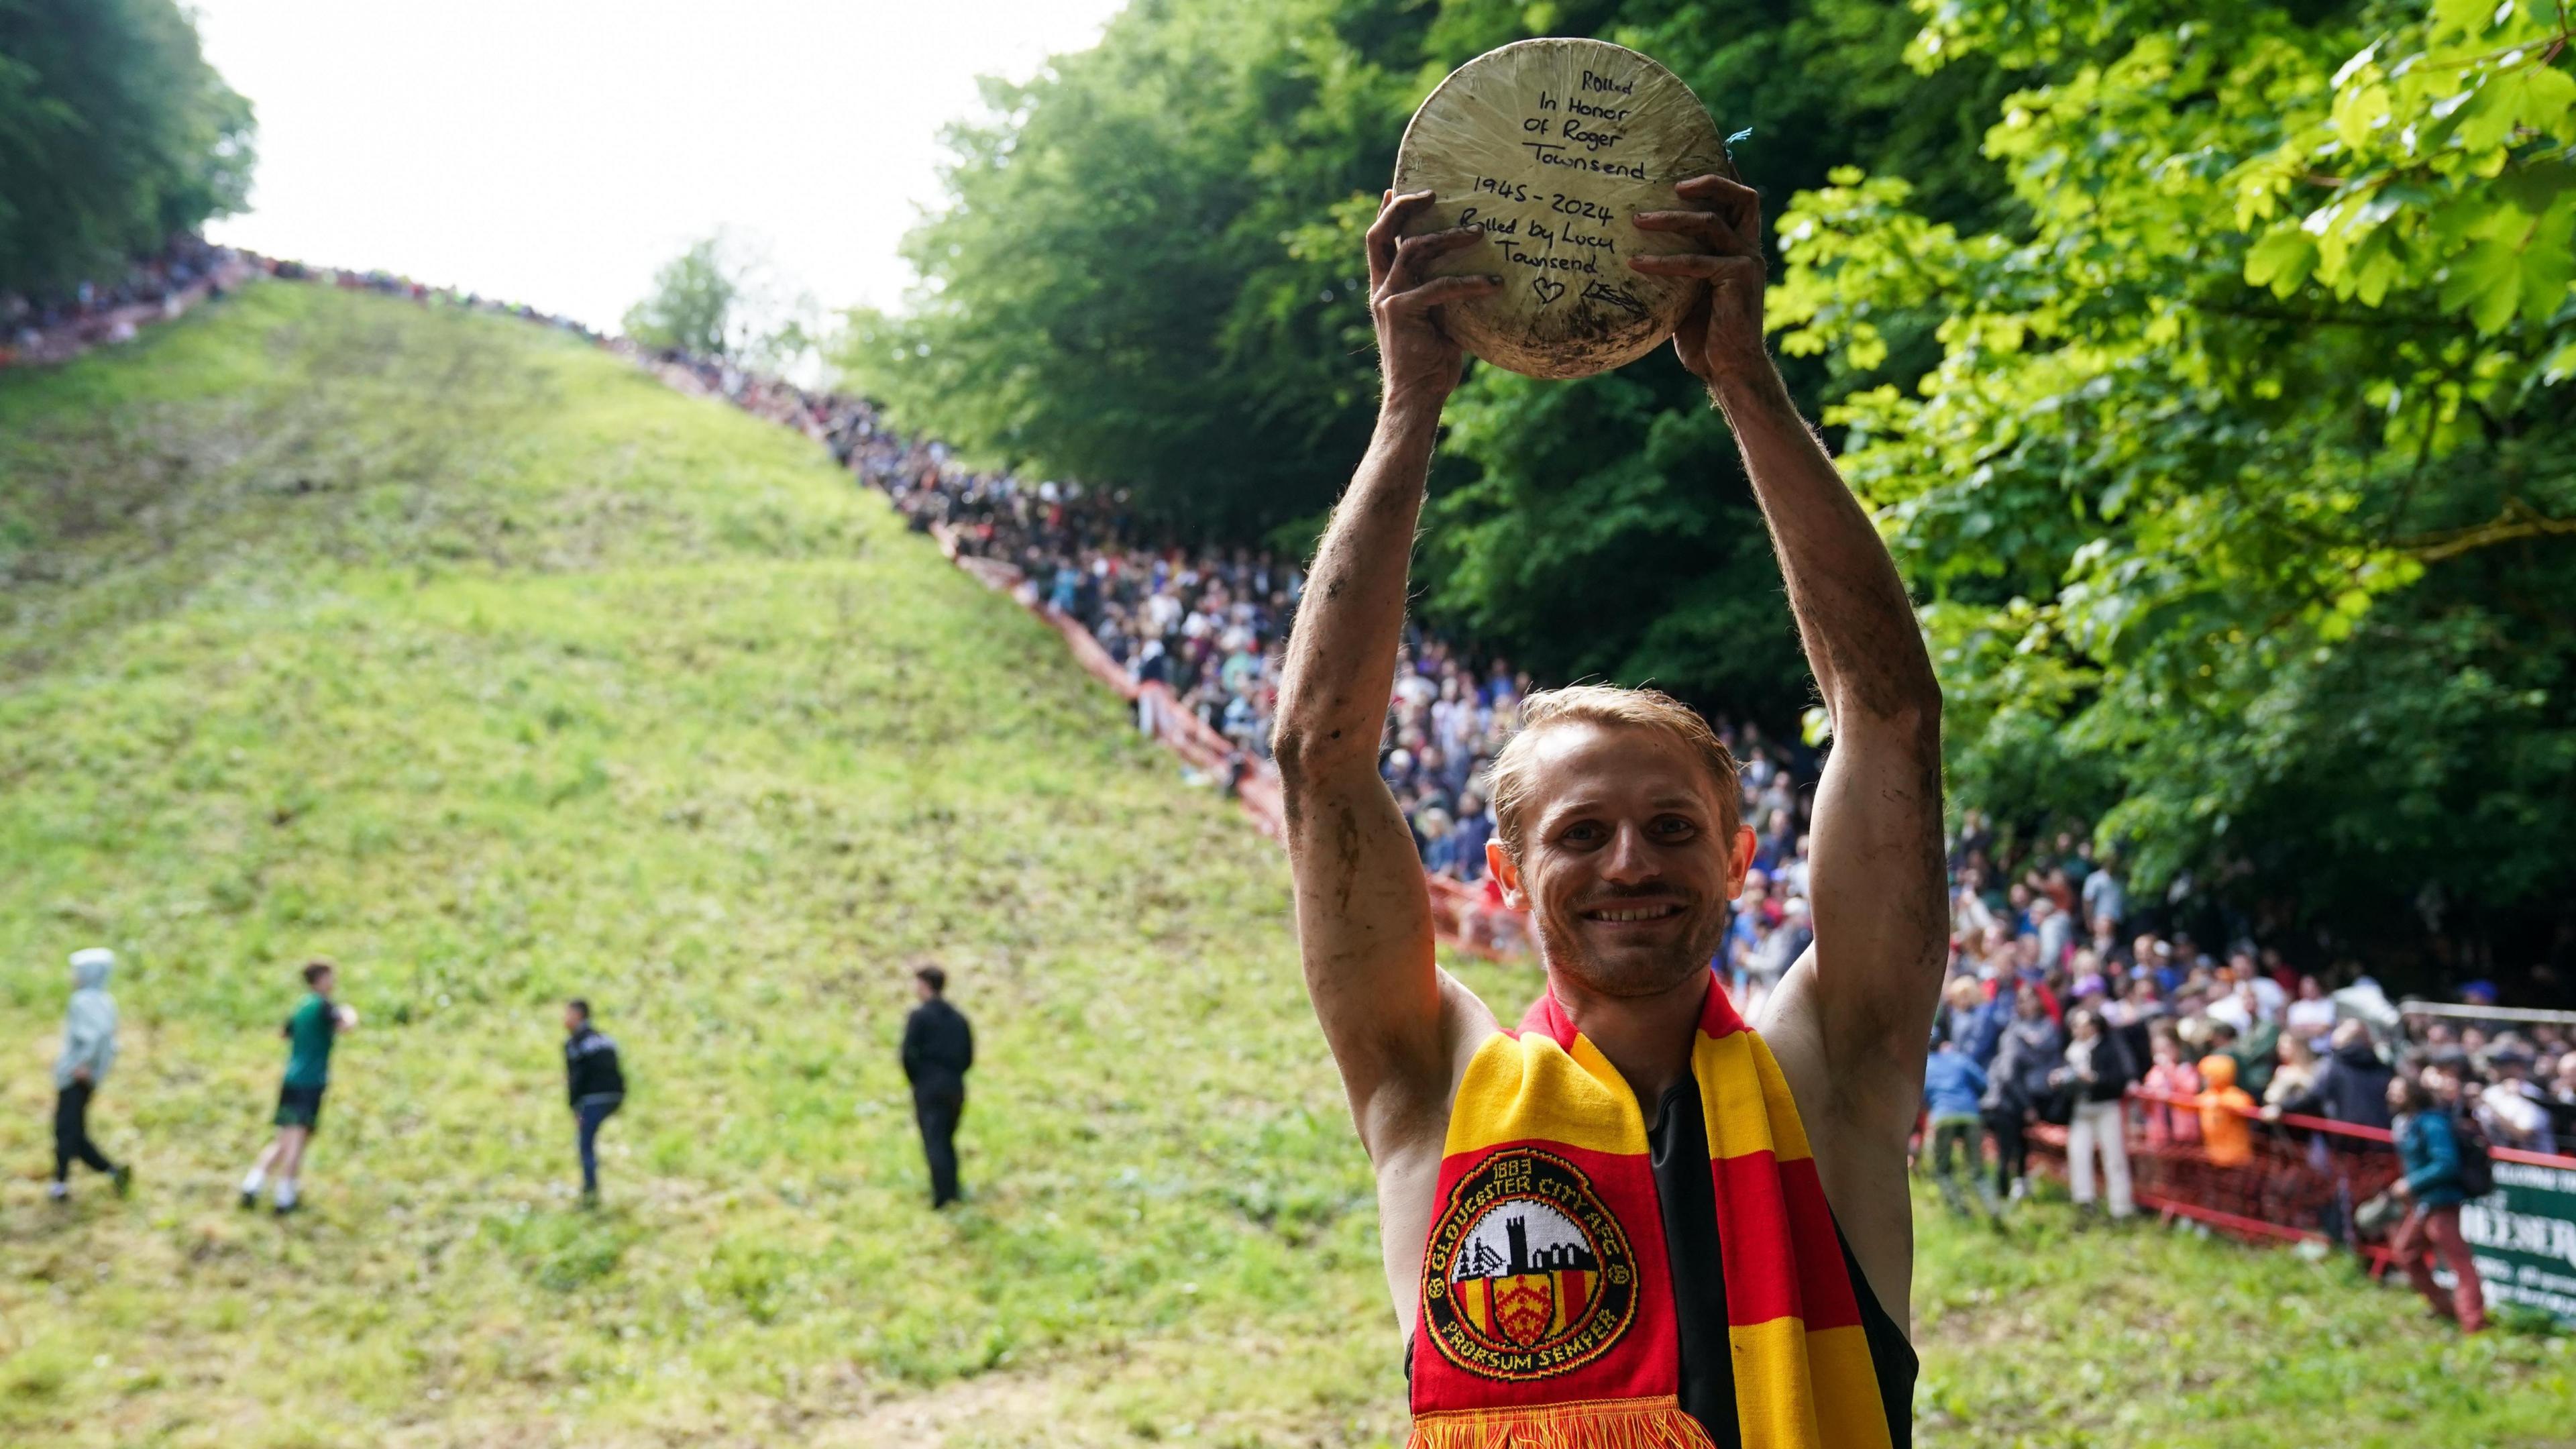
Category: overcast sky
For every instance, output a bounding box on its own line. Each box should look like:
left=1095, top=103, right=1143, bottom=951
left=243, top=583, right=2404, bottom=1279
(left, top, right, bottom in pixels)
left=194, top=0, right=1127, bottom=333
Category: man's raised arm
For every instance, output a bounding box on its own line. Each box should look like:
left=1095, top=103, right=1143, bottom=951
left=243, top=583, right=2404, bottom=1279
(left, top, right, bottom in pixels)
left=1633, top=177, right=1947, bottom=1110
left=1273, top=191, right=1497, bottom=1133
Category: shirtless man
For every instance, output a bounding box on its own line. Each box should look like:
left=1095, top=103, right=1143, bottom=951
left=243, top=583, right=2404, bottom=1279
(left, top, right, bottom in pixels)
left=1274, top=179, right=1944, bottom=1446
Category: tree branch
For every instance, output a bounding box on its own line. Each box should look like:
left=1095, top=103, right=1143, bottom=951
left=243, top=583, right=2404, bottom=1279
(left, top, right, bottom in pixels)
left=2399, top=499, right=2576, bottom=563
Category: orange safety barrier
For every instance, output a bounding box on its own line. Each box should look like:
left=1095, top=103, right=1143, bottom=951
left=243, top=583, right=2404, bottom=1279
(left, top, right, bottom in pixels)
left=928, top=523, right=1530, bottom=958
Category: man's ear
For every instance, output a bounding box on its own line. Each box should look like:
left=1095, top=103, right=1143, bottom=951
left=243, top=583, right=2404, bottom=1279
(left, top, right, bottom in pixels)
left=1726, top=823, right=1756, bottom=899
left=1487, top=839, right=1525, bottom=910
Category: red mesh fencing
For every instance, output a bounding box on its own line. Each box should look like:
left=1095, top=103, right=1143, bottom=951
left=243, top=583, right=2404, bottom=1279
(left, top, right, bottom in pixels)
left=2023, top=1085, right=2576, bottom=1277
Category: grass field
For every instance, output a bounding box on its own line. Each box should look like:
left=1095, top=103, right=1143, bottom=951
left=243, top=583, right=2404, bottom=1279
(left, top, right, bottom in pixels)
left=1, top=283, right=2568, bottom=1448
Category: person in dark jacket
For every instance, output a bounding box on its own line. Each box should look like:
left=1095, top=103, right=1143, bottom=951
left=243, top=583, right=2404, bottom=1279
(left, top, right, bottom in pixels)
left=2267, top=1020, right=2396, bottom=1135
left=2387, top=1072, right=2486, bottom=1332
left=1981, top=985, right=2068, bottom=1204
left=902, top=965, right=975, bottom=1208
left=2263, top=1019, right=2396, bottom=1240
left=2052, top=1007, right=2139, bottom=1220
left=564, top=1000, right=625, bottom=1202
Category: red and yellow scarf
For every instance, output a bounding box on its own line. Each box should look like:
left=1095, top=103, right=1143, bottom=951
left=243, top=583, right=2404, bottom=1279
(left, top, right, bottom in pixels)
left=1406, top=977, right=1890, bottom=1449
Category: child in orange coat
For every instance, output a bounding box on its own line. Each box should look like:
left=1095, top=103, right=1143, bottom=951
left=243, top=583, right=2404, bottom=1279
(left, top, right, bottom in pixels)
left=2198, top=1053, right=2257, bottom=1167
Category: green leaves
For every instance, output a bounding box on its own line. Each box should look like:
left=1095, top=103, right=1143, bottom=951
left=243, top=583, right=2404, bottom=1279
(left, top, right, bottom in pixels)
left=2243, top=229, right=2318, bottom=294
left=852, top=0, right=2029, bottom=714
left=2252, top=0, right=2576, bottom=339
left=1780, top=0, right=2576, bottom=944
left=0, top=0, right=255, bottom=294
left=621, top=237, right=741, bottom=360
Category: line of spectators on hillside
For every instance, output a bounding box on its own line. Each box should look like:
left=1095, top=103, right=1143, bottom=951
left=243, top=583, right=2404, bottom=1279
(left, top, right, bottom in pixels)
left=823, top=406, right=1843, bottom=931
left=1, top=237, right=623, bottom=373
left=1, top=235, right=247, bottom=366
left=263, top=256, right=608, bottom=342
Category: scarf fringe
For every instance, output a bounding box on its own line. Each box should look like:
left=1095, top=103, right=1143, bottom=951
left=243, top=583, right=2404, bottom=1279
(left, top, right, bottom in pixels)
left=1408, top=1396, right=1716, bottom=1449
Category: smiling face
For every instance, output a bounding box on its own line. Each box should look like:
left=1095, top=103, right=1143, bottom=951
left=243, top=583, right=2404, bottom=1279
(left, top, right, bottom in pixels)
left=1485, top=720, right=1750, bottom=999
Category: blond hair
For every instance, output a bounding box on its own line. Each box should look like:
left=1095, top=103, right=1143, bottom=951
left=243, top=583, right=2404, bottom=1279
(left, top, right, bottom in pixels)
left=1487, top=684, right=1741, bottom=859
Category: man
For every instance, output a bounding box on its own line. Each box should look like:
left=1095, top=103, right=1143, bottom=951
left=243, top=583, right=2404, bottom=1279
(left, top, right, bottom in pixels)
left=900, top=965, right=974, bottom=1208
left=564, top=999, right=626, bottom=1202
left=239, top=960, right=354, bottom=1216
left=1275, top=180, right=1943, bottom=1446
left=2265, top=1019, right=2394, bottom=1242
left=51, top=947, right=131, bottom=1201
left=1448, top=790, right=1492, bottom=882
left=2230, top=949, right=2287, bottom=1021
left=2031, top=894, right=2073, bottom=972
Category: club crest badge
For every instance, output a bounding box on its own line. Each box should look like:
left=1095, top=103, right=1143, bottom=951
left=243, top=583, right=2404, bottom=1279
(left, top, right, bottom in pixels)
left=1420, top=1148, right=1638, bottom=1381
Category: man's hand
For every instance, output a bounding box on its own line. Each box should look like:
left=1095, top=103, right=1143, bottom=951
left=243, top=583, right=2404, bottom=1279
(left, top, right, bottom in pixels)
left=1365, top=191, right=1499, bottom=406
left=72, top=1065, right=92, bottom=1085
left=1629, top=174, right=1768, bottom=388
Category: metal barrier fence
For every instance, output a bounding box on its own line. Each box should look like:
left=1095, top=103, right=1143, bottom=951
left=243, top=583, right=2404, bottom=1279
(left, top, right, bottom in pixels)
left=2015, top=1085, right=2576, bottom=1324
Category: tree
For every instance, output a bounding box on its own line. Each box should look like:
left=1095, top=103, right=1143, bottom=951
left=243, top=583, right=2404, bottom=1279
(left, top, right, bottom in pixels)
left=1768, top=0, right=2575, bottom=965
left=622, top=237, right=741, bottom=358
left=843, top=0, right=2014, bottom=721
left=839, top=0, right=1428, bottom=537
left=0, top=0, right=256, bottom=297
left=624, top=232, right=822, bottom=371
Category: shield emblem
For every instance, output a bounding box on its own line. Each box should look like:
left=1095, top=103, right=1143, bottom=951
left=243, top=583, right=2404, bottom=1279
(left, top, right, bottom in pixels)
left=1489, top=1273, right=1557, bottom=1347
left=1422, top=1150, right=1640, bottom=1383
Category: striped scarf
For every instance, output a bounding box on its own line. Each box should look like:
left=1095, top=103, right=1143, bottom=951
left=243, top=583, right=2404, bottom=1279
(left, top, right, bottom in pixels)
left=1406, top=975, right=1890, bottom=1449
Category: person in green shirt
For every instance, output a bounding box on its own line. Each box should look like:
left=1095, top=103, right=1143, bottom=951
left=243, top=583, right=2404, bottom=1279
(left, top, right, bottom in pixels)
left=238, top=960, right=356, bottom=1216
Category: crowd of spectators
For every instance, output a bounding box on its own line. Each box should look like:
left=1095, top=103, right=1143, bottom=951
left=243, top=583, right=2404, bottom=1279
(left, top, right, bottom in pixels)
left=266, top=256, right=608, bottom=343
left=839, top=427, right=1305, bottom=759
left=1924, top=815, right=2575, bottom=1325
left=1932, top=831, right=2576, bottom=1174
left=1920, top=829, right=2576, bottom=1330
left=1, top=235, right=246, bottom=366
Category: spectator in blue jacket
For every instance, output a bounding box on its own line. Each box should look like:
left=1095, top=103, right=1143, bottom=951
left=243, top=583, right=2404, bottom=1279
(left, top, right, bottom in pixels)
left=1935, top=974, right=2008, bottom=1068
left=2387, top=1072, right=2486, bottom=1332
left=1923, top=1036, right=1999, bottom=1218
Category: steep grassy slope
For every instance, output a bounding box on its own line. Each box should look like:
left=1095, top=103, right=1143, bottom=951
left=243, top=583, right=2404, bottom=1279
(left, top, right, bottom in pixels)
left=0, top=282, right=1425, bottom=1448
left=0, top=284, right=2567, bottom=1448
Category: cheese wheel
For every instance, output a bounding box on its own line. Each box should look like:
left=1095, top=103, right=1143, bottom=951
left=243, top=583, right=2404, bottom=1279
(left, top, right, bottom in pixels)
left=1392, top=38, right=1734, bottom=380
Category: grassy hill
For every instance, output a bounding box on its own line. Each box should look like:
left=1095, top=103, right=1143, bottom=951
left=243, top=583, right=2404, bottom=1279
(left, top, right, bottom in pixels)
left=1, top=283, right=2567, bottom=1448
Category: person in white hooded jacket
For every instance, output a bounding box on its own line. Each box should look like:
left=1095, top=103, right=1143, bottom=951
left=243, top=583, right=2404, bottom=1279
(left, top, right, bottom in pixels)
left=52, top=947, right=131, bottom=1201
